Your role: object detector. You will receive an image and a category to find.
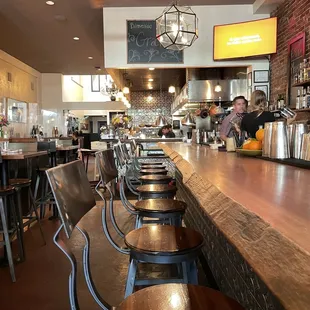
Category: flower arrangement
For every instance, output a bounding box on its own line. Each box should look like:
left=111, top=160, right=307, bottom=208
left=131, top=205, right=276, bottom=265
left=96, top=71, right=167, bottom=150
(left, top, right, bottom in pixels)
left=0, top=114, right=9, bottom=128
left=0, top=114, right=9, bottom=138
left=111, top=114, right=132, bottom=128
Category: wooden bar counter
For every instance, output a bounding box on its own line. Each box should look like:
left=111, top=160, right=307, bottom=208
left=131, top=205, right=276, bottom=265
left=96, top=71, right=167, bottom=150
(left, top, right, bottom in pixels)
left=159, top=142, right=310, bottom=310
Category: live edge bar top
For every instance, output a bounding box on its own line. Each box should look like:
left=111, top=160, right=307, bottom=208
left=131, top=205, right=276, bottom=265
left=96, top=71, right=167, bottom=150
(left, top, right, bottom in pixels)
left=160, top=142, right=310, bottom=310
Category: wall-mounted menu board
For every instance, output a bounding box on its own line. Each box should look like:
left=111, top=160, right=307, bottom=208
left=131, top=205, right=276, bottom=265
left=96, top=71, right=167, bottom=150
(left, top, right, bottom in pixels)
left=127, top=20, right=183, bottom=64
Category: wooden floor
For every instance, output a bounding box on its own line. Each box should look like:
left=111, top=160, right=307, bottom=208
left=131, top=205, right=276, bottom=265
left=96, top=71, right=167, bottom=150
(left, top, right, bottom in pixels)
left=0, top=159, right=207, bottom=310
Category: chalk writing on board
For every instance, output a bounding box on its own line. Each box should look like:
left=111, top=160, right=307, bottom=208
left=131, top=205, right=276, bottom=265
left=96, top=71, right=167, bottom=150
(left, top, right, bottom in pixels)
left=127, top=20, right=183, bottom=64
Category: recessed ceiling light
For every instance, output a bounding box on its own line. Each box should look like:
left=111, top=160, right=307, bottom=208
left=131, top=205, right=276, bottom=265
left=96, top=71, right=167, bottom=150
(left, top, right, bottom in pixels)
left=97, top=68, right=101, bottom=71
left=73, top=37, right=80, bottom=41
left=88, top=56, right=93, bottom=59
left=149, top=86, right=153, bottom=89
left=148, top=78, right=154, bottom=82
left=46, top=1, right=55, bottom=5
left=149, top=68, right=155, bottom=71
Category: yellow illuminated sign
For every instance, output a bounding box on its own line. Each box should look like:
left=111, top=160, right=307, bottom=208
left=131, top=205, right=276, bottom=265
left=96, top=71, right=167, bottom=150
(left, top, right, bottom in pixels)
left=213, top=17, right=277, bottom=60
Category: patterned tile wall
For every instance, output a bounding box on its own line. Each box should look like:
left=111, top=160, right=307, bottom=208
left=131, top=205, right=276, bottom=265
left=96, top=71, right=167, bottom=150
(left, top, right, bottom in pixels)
left=129, top=90, right=173, bottom=126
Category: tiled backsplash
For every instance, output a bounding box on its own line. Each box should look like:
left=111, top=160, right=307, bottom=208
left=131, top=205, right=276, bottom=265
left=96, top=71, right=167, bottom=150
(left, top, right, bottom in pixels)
left=128, top=90, right=173, bottom=126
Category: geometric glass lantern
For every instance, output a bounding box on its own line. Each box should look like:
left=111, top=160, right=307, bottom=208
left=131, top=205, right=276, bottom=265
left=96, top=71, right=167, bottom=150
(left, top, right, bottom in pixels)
left=156, top=4, right=198, bottom=51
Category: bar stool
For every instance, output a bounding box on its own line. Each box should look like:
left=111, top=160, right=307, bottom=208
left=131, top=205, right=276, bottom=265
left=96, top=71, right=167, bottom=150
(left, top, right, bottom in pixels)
left=9, top=178, right=46, bottom=248
left=96, top=151, right=185, bottom=229
left=47, top=161, right=244, bottom=310
left=47, top=160, right=202, bottom=298
left=0, top=185, right=21, bottom=282
left=139, top=175, right=172, bottom=185
left=136, top=184, right=177, bottom=200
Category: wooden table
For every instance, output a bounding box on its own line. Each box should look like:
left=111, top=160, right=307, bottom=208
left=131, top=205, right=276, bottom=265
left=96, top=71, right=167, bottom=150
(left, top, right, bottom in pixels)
left=80, top=149, right=99, bottom=173
left=161, top=142, right=310, bottom=310
left=0, top=150, right=48, bottom=264
left=1, top=151, right=48, bottom=184
left=56, top=145, right=79, bottom=163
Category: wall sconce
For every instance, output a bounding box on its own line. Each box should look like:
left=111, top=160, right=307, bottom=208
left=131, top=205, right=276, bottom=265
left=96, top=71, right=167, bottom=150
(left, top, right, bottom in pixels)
left=168, top=86, right=176, bottom=93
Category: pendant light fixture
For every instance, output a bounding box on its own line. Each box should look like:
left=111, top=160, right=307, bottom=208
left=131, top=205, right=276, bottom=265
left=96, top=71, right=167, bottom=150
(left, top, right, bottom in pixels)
left=156, top=3, right=198, bottom=51
left=181, top=112, right=195, bottom=126
left=155, top=115, right=168, bottom=127
left=168, top=85, right=176, bottom=93
left=214, top=82, right=222, bottom=93
left=123, top=86, right=130, bottom=94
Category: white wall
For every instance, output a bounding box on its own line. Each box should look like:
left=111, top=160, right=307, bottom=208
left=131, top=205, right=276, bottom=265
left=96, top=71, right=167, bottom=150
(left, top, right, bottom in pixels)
left=62, top=75, right=83, bottom=102
left=103, top=5, right=270, bottom=69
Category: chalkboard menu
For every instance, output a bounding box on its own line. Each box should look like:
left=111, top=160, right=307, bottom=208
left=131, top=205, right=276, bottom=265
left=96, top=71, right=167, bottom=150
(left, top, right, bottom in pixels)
left=127, top=20, right=183, bottom=64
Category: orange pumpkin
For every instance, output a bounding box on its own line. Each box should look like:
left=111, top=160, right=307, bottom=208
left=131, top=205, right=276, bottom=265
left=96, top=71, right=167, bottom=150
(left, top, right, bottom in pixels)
left=255, top=128, right=264, bottom=141
left=248, top=140, right=262, bottom=150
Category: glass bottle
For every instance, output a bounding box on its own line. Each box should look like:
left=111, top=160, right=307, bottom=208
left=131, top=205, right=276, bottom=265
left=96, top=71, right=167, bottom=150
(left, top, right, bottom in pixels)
left=302, top=88, right=307, bottom=108
left=300, top=62, right=304, bottom=83
left=296, top=89, right=301, bottom=110
left=304, top=59, right=309, bottom=81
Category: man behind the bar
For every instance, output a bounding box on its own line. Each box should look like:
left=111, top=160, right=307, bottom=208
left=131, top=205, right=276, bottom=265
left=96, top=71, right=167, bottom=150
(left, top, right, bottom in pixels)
left=220, top=96, right=248, bottom=141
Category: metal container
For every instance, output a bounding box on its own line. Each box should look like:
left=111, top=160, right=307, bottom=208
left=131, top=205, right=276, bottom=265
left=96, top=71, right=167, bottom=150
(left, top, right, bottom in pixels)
left=300, top=133, right=310, bottom=161
left=280, top=107, right=297, bottom=119
left=262, top=122, right=273, bottom=157
left=287, top=124, right=294, bottom=155
left=292, top=123, right=308, bottom=159
left=270, top=121, right=290, bottom=159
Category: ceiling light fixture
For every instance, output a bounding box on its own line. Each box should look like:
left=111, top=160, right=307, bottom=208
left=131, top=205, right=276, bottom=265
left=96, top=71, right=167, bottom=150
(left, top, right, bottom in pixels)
left=168, top=86, right=176, bottom=93
left=149, top=68, right=155, bottom=71
left=148, top=78, right=154, bottom=82
left=149, top=86, right=153, bottom=89
left=88, top=56, right=93, bottom=60
left=147, top=95, right=153, bottom=102
left=123, top=87, right=130, bottom=94
left=156, top=4, right=198, bottom=51
left=215, top=82, right=222, bottom=93
left=46, top=1, right=55, bottom=5
left=73, top=37, right=80, bottom=41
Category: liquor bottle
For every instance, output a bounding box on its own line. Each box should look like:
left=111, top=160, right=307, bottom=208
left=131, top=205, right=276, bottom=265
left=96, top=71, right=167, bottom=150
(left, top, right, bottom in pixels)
left=31, top=125, right=36, bottom=138
left=302, top=88, right=307, bottom=108
left=306, top=86, right=310, bottom=108
left=55, top=127, right=59, bottom=137
left=300, top=62, right=304, bottom=83
left=296, top=89, right=301, bottom=110
left=304, top=59, right=309, bottom=81
left=52, top=126, right=56, bottom=138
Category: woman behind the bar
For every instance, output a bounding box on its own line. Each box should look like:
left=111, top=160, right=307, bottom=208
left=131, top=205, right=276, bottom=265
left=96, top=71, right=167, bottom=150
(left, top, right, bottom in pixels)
left=240, top=90, right=275, bottom=138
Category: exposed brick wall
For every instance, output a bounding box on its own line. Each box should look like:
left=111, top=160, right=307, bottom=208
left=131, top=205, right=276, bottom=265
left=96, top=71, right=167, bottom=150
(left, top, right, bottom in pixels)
left=270, top=0, right=310, bottom=103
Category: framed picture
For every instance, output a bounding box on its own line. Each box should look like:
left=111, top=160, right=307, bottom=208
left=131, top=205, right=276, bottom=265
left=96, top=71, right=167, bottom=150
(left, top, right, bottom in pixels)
left=91, top=75, right=100, bottom=92
left=254, top=70, right=269, bottom=83
left=7, top=98, right=27, bottom=123
left=287, top=32, right=305, bottom=106
left=254, top=85, right=269, bottom=98
left=247, top=72, right=252, bottom=87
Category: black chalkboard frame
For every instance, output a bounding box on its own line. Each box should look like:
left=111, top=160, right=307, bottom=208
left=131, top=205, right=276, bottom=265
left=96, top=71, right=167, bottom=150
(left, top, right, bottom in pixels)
left=126, top=19, right=184, bottom=64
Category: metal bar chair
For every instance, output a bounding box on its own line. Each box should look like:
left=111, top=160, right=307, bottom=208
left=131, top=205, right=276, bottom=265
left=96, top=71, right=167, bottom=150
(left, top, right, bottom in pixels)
left=94, top=150, right=203, bottom=297
left=95, top=151, right=185, bottom=229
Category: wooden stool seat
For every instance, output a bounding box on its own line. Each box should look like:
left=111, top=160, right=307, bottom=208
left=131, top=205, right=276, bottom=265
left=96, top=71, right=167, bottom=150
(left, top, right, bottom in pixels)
left=135, top=199, right=186, bottom=213
left=140, top=165, right=165, bottom=170
left=0, top=186, right=15, bottom=195
left=141, top=162, right=163, bottom=166
left=136, top=184, right=177, bottom=194
left=140, top=169, right=168, bottom=175
left=125, top=225, right=203, bottom=254
left=9, top=178, right=31, bottom=187
left=117, top=283, right=244, bottom=310
left=139, top=175, right=172, bottom=184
